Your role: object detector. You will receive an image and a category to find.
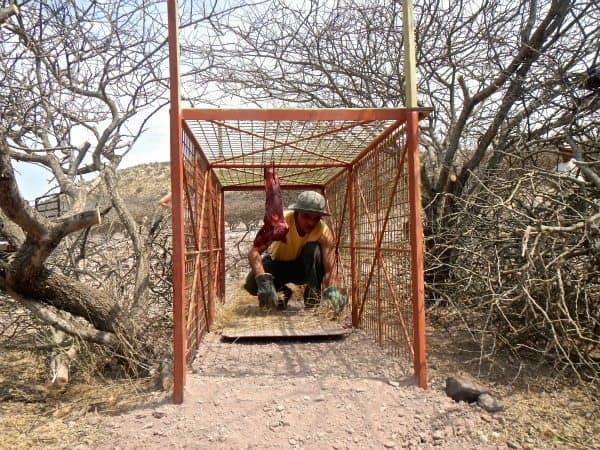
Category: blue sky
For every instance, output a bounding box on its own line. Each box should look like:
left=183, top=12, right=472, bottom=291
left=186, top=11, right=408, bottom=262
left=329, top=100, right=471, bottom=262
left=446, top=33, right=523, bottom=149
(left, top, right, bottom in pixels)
left=15, top=110, right=170, bottom=201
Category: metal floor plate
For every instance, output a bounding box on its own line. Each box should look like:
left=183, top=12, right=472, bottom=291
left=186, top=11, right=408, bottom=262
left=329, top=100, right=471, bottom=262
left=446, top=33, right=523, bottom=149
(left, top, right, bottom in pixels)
left=221, top=325, right=351, bottom=340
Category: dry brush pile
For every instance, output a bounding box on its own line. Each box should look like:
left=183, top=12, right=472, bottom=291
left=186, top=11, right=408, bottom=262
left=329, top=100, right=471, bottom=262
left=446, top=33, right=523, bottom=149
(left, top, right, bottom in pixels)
left=426, top=160, right=599, bottom=383
left=1, top=214, right=174, bottom=381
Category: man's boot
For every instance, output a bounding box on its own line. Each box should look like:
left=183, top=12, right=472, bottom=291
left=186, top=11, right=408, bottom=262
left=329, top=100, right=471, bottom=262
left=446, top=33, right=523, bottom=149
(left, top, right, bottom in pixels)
left=256, top=273, right=278, bottom=308
left=277, top=285, right=293, bottom=310
left=303, top=285, right=321, bottom=308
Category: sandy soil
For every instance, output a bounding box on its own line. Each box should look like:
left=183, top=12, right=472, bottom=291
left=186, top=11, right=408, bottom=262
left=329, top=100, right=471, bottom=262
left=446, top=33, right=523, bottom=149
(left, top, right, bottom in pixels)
left=2, top=291, right=598, bottom=450
left=80, top=330, right=509, bottom=450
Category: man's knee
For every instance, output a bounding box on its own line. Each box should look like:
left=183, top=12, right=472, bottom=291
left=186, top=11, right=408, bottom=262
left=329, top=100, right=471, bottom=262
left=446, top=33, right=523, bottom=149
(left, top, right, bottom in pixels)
left=301, top=241, right=321, bottom=263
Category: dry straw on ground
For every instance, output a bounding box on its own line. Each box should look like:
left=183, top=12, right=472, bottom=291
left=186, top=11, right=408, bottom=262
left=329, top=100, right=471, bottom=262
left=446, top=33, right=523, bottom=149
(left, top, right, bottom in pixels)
left=0, top=347, right=156, bottom=449
left=213, top=282, right=350, bottom=335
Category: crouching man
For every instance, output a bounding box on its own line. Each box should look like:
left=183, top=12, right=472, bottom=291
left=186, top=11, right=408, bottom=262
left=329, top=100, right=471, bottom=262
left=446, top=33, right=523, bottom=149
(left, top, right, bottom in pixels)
left=244, top=191, right=336, bottom=310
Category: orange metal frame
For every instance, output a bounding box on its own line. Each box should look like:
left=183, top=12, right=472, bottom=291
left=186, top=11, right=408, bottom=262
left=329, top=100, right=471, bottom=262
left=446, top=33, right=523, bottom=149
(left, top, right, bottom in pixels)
left=167, top=0, right=428, bottom=404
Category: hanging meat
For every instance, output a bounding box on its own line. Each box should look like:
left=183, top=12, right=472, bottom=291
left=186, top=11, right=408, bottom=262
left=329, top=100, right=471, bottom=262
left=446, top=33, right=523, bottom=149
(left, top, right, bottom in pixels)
left=253, top=165, right=289, bottom=248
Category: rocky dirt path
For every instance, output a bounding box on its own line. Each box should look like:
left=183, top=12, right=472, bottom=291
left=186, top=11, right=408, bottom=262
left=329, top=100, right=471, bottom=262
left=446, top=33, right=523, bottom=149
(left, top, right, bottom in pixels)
left=89, top=330, right=508, bottom=450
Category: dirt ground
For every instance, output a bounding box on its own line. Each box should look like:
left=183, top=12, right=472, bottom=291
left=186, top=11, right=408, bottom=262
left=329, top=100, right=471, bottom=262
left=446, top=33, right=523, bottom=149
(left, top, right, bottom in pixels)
left=85, top=330, right=509, bottom=450
left=93, top=328, right=600, bottom=450
left=1, top=301, right=599, bottom=450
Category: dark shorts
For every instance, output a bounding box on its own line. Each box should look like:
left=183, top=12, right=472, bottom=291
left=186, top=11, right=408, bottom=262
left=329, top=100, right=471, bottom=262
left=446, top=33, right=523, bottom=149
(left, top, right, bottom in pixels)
left=244, top=242, right=323, bottom=301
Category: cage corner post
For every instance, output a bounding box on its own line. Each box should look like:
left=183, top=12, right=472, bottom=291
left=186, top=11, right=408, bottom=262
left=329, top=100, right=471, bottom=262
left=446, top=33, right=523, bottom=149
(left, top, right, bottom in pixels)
left=347, top=166, right=359, bottom=328
left=219, top=189, right=226, bottom=300
left=407, top=112, right=427, bottom=389
left=167, top=0, right=186, bottom=404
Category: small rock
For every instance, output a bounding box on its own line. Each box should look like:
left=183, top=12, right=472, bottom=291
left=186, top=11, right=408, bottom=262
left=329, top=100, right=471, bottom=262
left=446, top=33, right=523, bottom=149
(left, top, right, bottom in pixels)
left=507, top=441, right=522, bottom=449
left=432, top=430, right=445, bottom=440
left=289, top=438, right=297, bottom=445
left=86, top=415, right=100, bottom=426
left=445, top=374, right=489, bottom=403
left=388, top=380, right=400, bottom=388
left=152, top=411, right=166, bottom=419
left=383, top=441, right=396, bottom=449
left=477, top=393, right=504, bottom=413
left=276, top=404, right=285, bottom=412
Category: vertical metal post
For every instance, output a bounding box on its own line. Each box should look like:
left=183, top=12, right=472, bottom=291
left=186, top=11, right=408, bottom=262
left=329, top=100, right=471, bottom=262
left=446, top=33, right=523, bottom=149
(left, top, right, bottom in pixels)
left=407, top=111, right=427, bottom=389
left=348, top=168, right=359, bottom=327
left=219, top=189, right=226, bottom=299
left=207, top=172, right=215, bottom=327
left=375, top=151, right=382, bottom=344
left=194, top=161, right=202, bottom=346
left=167, top=0, right=186, bottom=403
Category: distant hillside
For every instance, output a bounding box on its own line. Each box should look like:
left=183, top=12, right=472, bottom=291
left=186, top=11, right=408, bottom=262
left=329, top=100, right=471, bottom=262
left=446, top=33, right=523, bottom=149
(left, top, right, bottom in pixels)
left=116, top=162, right=171, bottom=221
left=111, top=162, right=303, bottom=227
left=114, top=162, right=265, bottom=226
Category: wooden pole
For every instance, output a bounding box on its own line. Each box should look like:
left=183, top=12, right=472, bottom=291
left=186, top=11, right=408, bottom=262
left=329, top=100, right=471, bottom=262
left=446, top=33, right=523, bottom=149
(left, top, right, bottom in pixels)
left=404, top=0, right=427, bottom=388
left=167, top=0, right=186, bottom=404
left=402, top=0, right=418, bottom=108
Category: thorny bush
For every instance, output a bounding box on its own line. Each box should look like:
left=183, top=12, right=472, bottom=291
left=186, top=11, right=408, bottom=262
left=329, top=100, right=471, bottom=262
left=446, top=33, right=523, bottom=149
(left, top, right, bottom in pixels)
left=46, top=212, right=173, bottom=379
left=426, top=165, right=599, bottom=382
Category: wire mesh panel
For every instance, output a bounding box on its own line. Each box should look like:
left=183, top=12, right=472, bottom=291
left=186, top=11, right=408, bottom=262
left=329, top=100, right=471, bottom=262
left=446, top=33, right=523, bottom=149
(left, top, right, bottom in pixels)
left=324, top=172, right=351, bottom=301
left=172, top=108, right=427, bottom=401
left=182, top=109, right=421, bottom=189
left=182, top=128, right=224, bottom=362
left=329, top=128, right=414, bottom=363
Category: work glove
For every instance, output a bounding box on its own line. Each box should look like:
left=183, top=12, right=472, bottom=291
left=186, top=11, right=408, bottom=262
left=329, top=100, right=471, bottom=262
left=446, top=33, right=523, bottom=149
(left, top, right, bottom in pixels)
left=323, top=287, right=348, bottom=315
left=256, top=273, right=278, bottom=308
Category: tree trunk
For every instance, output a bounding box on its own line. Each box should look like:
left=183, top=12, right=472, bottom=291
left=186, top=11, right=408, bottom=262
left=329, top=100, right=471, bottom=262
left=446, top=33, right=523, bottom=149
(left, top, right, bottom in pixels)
left=1, top=256, right=133, bottom=339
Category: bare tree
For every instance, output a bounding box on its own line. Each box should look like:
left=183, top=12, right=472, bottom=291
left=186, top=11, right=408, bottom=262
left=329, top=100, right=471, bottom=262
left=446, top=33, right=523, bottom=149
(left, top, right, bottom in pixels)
left=0, top=0, right=241, bottom=378
left=196, top=0, right=598, bottom=199
left=193, top=0, right=600, bottom=378
left=0, top=0, right=168, bottom=346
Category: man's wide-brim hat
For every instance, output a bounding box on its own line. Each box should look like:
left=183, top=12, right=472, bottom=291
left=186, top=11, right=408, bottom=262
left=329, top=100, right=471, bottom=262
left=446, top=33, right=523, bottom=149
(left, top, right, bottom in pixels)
left=289, top=191, right=330, bottom=216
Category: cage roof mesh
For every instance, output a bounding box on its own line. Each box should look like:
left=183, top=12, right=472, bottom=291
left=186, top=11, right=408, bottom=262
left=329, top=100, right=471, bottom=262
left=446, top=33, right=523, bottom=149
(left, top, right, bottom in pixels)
left=183, top=108, right=429, bottom=189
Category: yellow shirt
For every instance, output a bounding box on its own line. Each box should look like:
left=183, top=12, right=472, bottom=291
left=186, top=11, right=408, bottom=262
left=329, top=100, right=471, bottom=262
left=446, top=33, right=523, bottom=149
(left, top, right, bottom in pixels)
left=269, top=211, right=328, bottom=261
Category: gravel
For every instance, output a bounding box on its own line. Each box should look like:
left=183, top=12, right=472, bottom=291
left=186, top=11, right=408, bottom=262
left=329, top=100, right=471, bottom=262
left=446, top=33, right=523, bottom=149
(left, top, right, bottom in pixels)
left=90, top=330, right=509, bottom=449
